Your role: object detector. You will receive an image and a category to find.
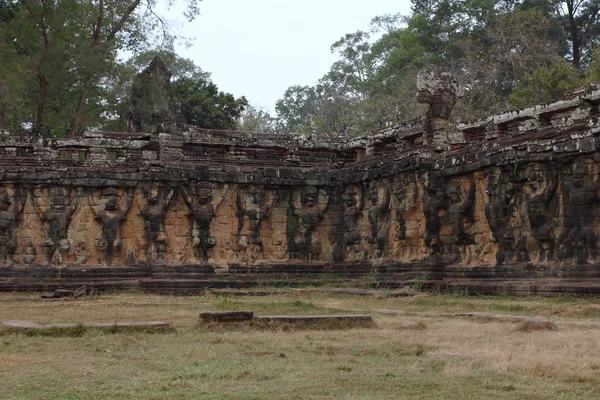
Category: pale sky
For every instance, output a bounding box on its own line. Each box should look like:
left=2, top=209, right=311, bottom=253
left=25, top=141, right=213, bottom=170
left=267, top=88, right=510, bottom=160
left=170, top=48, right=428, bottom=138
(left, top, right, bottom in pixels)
left=175, top=0, right=412, bottom=113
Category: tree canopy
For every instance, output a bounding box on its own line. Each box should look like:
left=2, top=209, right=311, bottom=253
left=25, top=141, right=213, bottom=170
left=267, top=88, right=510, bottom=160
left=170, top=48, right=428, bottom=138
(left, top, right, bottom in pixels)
left=273, top=0, right=600, bottom=137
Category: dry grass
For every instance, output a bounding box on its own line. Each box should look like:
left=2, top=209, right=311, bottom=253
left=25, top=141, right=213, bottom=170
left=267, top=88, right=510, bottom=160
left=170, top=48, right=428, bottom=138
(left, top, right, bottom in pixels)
left=0, top=291, right=599, bottom=399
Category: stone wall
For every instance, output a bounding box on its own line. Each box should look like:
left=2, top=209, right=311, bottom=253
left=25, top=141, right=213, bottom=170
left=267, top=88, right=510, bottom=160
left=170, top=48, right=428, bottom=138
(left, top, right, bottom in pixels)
left=1, top=82, right=600, bottom=275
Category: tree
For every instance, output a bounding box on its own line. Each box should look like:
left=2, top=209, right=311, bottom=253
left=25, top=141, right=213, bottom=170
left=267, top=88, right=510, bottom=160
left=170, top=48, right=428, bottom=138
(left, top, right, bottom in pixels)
left=509, top=59, right=582, bottom=108
left=553, top=0, right=600, bottom=68
left=0, top=0, right=202, bottom=137
left=172, top=76, right=248, bottom=130
left=237, top=104, right=278, bottom=133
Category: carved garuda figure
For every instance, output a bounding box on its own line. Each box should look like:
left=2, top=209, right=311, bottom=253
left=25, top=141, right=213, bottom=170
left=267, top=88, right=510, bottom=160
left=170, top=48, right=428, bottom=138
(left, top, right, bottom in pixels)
left=235, top=185, right=278, bottom=259
left=343, top=184, right=364, bottom=254
left=367, top=180, right=392, bottom=257
left=139, top=183, right=177, bottom=262
left=289, top=186, right=329, bottom=260
left=33, top=186, right=79, bottom=264
left=89, top=187, right=134, bottom=266
left=182, top=183, right=229, bottom=262
left=0, top=186, right=26, bottom=266
left=557, top=158, right=599, bottom=263
left=485, top=168, right=519, bottom=265
left=446, top=176, right=476, bottom=250
left=392, top=174, right=418, bottom=241
left=524, top=163, right=558, bottom=263
left=423, top=173, right=446, bottom=255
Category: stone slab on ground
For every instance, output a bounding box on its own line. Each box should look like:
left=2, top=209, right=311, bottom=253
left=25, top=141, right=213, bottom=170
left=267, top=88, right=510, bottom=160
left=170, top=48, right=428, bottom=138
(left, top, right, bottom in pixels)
left=199, top=311, right=254, bottom=322
left=254, top=315, right=373, bottom=323
left=2, top=320, right=170, bottom=330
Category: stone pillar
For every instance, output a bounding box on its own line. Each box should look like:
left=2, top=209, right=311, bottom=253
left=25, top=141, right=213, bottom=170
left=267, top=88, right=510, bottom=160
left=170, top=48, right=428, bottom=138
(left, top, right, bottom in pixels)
left=416, top=69, right=463, bottom=150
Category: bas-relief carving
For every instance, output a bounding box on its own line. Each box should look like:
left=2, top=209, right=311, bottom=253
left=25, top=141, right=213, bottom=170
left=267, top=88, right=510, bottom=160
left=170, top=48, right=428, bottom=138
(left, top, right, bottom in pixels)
left=0, top=186, right=26, bottom=265
left=367, top=180, right=392, bottom=257
left=557, top=158, right=599, bottom=263
left=182, top=183, right=229, bottom=262
left=288, top=186, right=329, bottom=260
left=89, top=187, right=134, bottom=266
left=33, top=187, right=79, bottom=264
left=485, top=168, right=519, bottom=265
left=446, top=176, right=476, bottom=260
left=139, top=183, right=177, bottom=262
left=423, top=174, right=446, bottom=255
left=235, top=185, right=278, bottom=260
left=523, top=163, right=558, bottom=263
left=391, top=173, right=419, bottom=259
left=343, top=184, right=364, bottom=256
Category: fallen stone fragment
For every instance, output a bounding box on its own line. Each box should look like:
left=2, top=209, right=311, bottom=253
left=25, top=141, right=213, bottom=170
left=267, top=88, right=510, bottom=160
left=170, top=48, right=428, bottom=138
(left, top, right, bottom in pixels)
left=41, top=285, right=89, bottom=299
left=72, top=285, right=88, bottom=298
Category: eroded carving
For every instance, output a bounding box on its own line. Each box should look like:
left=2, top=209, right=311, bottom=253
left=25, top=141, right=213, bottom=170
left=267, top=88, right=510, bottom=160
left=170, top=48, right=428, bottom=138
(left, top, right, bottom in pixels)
left=288, top=186, right=329, bottom=260
left=557, top=158, right=599, bottom=263
left=0, top=186, right=26, bottom=266
left=447, top=177, right=476, bottom=252
left=139, top=183, right=177, bottom=262
left=485, top=168, right=519, bottom=265
left=368, top=180, right=391, bottom=257
left=33, top=187, right=79, bottom=264
left=524, top=163, right=558, bottom=262
left=182, top=183, right=229, bottom=262
left=89, top=187, right=134, bottom=265
left=235, top=185, right=278, bottom=259
left=423, top=174, right=445, bottom=254
left=343, top=184, right=364, bottom=254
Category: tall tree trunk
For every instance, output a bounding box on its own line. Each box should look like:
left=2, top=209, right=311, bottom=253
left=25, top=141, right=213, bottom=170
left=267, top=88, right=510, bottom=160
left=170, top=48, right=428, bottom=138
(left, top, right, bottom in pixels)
left=67, top=0, right=142, bottom=136
left=24, top=1, right=50, bottom=135
left=567, top=0, right=582, bottom=68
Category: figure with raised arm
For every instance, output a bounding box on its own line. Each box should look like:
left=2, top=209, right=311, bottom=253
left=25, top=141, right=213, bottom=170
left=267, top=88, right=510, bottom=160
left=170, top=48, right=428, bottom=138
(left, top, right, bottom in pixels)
left=343, top=184, right=364, bottom=255
left=235, top=185, right=278, bottom=259
left=525, top=163, right=558, bottom=263
left=182, top=183, right=228, bottom=262
left=89, top=187, right=134, bottom=265
left=0, top=186, right=26, bottom=265
left=33, top=186, right=79, bottom=264
left=368, top=180, right=392, bottom=257
left=139, top=183, right=177, bottom=262
left=289, top=186, right=330, bottom=260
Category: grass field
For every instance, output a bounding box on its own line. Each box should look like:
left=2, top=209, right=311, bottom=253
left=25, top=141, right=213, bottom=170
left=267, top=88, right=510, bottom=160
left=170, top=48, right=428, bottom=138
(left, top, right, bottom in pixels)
left=1, top=290, right=600, bottom=399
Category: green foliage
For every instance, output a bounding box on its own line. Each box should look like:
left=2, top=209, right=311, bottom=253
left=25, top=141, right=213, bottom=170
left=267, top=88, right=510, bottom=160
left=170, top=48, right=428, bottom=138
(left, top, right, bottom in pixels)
left=509, top=60, right=582, bottom=108
left=237, top=104, right=278, bottom=133
left=173, top=76, right=247, bottom=130
left=0, top=0, right=202, bottom=136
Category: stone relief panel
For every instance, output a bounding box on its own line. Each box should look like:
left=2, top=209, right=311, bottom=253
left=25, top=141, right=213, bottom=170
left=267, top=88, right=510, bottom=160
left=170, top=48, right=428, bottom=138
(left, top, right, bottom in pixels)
left=138, top=182, right=177, bottom=263
left=423, top=173, right=446, bottom=256
left=557, top=158, right=599, bottom=263
left=32, top=186, right=79, bottom=264
left=343, top=184, right=366, bottom=260
left=235, top=185, right=278, bottom=261
left=521, top=163, right=559, bottom=263
left=389, top=173, right=425, bottom=261
left=484, top=167, right=520, bottom=265
left=181, top=183, right=230, bottom=263
left=3, top=158, right=600, bottom=268
left=367, top=180, right=392, bottom=258
left=88, top=187, right=135, bottom=266
left=287, top=186, right=330, bottom=260
left=0, top=185, right=26, bottom=266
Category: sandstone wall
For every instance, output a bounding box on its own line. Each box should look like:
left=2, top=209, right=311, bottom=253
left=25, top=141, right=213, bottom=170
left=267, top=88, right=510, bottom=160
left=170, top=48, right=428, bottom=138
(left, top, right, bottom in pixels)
left=1, top=85, right=600, bottom=271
